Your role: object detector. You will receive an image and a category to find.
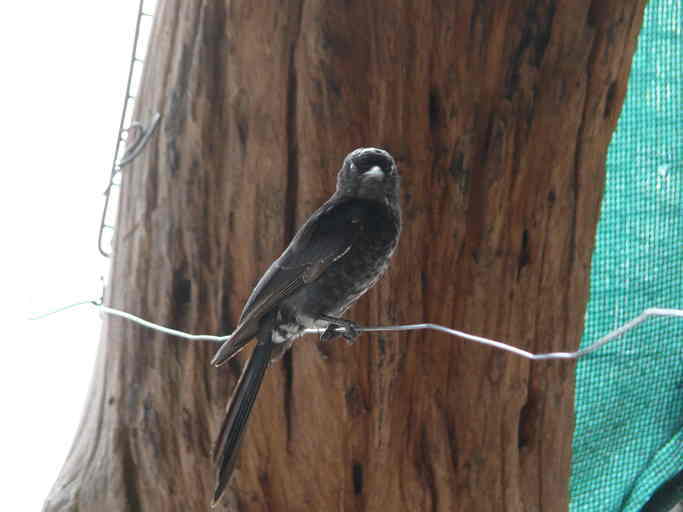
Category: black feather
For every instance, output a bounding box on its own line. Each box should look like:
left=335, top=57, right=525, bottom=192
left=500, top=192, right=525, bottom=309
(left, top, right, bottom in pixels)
left=212, top=334, right=274, bottom=506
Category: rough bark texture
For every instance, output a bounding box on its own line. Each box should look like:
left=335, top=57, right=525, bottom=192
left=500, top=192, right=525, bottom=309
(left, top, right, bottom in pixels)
left=44, top=1, right=646, bottom=511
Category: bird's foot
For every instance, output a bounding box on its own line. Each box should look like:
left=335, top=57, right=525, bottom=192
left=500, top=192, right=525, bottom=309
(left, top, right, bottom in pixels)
left=319, top=316, right=360, bottom=345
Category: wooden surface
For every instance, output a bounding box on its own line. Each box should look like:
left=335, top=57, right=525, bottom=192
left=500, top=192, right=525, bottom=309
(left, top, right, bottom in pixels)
left=44, top=1, right=646, bottom=510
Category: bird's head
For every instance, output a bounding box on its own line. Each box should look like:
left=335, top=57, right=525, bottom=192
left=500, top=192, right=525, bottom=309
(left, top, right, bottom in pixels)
left=335, top=147, right=400, bottom=205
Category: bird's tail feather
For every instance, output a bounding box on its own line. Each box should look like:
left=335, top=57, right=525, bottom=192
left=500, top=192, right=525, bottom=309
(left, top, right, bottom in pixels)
left=211, top=323, right=258, bottom=367
left=212, top=338, right=274, bottom=506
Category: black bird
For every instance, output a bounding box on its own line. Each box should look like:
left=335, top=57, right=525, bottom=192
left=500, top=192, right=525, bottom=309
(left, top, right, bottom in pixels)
left=211, top=147, right=401, bottom=505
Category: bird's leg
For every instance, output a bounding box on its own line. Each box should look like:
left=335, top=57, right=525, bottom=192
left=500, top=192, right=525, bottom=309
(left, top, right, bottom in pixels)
left=318, top=315, right=360, bottom=344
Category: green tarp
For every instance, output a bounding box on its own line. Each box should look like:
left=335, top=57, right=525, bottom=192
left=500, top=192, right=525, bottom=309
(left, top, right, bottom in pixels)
left=570, top=1, right=682, bottom=510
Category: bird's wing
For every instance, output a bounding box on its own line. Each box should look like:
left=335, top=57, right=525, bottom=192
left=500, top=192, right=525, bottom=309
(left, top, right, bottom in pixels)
left=211, top=199, right=367, bottom=366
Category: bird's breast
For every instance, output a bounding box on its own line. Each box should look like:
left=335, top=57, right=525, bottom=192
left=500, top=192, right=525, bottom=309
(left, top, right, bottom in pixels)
left=301, top=202, right=400, bottom=316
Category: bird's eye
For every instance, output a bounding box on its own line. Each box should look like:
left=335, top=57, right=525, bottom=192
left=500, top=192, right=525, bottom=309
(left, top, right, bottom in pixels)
left=350, top=162, right=358, bottom=173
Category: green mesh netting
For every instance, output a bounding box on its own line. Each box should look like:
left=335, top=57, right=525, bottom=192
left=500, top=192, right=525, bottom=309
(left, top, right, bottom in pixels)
left=570, top=1, right=682, bottom=511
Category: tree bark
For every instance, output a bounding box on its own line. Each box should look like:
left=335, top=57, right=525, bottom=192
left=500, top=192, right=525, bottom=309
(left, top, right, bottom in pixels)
left=44, top=1, right=646, bottom=511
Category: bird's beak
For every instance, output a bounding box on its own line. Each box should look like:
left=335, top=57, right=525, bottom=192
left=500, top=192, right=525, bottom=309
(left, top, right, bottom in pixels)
left=363, top=166, right=384, bottom=181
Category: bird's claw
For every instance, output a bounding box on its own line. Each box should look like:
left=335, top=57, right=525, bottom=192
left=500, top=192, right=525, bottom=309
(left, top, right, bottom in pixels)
left=341, top=322, right=359, bottom=344
left=320, top=325, right=338, bottom=343
left=320, top=321, right=359, bottom=344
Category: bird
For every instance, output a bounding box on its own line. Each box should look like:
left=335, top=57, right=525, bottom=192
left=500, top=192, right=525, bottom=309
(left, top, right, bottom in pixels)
left=210, top=147, right=401, bottom=505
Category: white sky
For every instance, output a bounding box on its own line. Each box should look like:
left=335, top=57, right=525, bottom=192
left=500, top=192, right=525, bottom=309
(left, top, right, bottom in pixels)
left=0, top=2, right=155, bottom=508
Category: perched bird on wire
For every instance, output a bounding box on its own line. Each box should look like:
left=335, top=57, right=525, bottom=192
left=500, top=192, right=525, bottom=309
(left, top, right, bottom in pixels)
left=211, top=147, right=402, bottom=505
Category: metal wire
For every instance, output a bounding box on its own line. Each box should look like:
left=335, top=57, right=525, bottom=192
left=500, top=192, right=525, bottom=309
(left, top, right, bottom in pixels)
left=99, top=305, right=230, bottom=343
left=97, top=0, right=158, bottom=258
left=28, top=301, right=683, bottom=361
left=28, top=300, right=101, bottom=321
left=118, top=112, right=161, bottom=167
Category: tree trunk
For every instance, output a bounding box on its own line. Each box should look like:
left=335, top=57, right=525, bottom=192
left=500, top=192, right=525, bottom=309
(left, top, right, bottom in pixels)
left=44, top=1, right=646, bottom=510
